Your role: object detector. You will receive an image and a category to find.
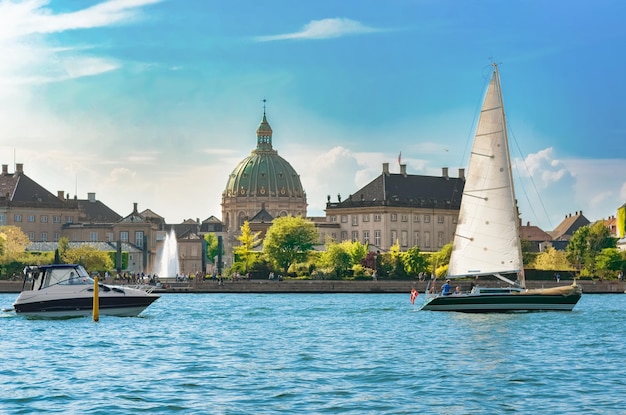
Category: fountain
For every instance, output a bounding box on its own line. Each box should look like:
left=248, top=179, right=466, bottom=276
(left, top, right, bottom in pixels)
left=155, top=229, right=180, bottom=278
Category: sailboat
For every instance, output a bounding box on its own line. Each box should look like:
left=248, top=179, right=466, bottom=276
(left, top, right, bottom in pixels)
left=421, top=64, right=582, bottom=312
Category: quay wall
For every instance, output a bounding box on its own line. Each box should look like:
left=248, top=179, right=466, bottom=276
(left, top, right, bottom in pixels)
left=1, top=279, right=624, bottom=294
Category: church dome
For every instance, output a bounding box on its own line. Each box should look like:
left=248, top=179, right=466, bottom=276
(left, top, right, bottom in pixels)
left=223, top=113, right=306, bottom=200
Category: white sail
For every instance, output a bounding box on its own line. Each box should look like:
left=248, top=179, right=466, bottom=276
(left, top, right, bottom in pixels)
left=448, top=66, right=523, bottom=279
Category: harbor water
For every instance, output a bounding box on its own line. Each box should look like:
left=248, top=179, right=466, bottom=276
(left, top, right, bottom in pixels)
left=1, top=293, right=625, bottom=414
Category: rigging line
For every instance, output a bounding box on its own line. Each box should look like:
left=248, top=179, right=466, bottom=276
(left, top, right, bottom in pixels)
left=506, top=119, right=554, bottom=231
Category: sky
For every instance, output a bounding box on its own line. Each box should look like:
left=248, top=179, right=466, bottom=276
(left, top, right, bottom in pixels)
left=0, top=0, right=625, bottom=232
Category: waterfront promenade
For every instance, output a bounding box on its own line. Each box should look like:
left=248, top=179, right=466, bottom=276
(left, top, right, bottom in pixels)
left=1, top=278, right=623, bottom=294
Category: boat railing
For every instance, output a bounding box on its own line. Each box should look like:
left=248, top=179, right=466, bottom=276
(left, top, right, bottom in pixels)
left=126, top=284, right=157, bottom=294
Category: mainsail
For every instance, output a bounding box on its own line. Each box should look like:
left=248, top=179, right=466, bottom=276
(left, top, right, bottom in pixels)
left=448, top=65, right=523, bottom=280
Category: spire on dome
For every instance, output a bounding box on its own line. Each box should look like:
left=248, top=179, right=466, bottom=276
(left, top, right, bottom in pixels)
left=256, top=98, right=273, bottom=151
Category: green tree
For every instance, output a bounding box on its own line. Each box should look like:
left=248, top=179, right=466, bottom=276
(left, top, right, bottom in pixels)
left=58, top=237, right=70, bottom=263
left=63, top=245, right=114, bottom=273
left=387, top=241, right=408, bottom=278
left=320, top=241, right=352, bottom=279
left=0, top=226, right=30, bottom=262
left=431, top=243, right=453, bottom=277
left=263, top=216, right=318, bottom=274
left=346, top=240, right=368, bottom=266
left=204, top=233, right=220, bottom=265
left=234, top=221, right=262, bottom=273
left=403, top=245, right=428, bottom=276
left=534, top=247, right=573, bottom=270
left=567, top=222, right=613, bottom=275
left=595, top=248, right=623, bottom=279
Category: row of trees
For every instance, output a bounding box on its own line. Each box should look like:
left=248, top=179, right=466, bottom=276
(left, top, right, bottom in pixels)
left=228, top=217, right=626, bottom=280
left=0, top=226, right=116, bottom=278
left=1, top=217, right=624, bottom=280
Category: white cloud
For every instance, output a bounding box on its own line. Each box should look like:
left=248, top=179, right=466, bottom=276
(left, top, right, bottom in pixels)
left=255, top=18, right=382, bottom=42
left=0, top=0, right=160, bottom=85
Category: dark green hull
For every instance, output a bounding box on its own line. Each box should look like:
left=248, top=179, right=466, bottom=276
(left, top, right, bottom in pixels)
left=421, top=292, right=582, bottom=312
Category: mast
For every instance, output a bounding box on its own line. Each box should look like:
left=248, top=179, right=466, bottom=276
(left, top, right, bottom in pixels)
left=493, top=64, right=526, bottom=288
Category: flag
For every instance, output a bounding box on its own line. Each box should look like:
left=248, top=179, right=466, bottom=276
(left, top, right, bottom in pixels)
left=398, top=151, right=402, bottom=166
left=410, top=288, right=418, bottom=304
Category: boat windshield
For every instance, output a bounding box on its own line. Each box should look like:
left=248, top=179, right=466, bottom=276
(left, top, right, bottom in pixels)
left=42, top=267, right=95, bottom=288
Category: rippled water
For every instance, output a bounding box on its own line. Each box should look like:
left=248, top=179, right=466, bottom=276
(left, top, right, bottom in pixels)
left=1, top=293, right=625, bottom=414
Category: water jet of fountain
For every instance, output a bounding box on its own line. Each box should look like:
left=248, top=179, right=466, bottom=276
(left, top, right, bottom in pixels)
left=155, top=229, right=180, bottom=278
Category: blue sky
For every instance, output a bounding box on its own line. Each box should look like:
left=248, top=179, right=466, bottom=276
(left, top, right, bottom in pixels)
left=0, top=0, right=624, bottom=231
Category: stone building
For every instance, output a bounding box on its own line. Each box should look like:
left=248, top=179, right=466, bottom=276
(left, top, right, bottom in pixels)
left=221, top=111, right=307, bottom=265
left=323, top=164, right=465, bottom=252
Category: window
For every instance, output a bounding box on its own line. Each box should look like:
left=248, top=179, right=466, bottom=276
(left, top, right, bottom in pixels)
left=424, top=231, right=431, bottom=248
left=135, top=231, right=144, bottom=247
left=374, top=214, right=381, bottom=222
left=0, top=214, right=5, bottom=224
left=363, top=230, right=370, bottom=244
left=424, top=215, right=431, bottom=223
left=41, top=232, right=48, bottom=242
left=41, top=215, right=48, bottom=223
left=14, top=214, right=22, bottom=222
left=120, top=231, right=129, bottom=242
left=438, top=231, right=444, bottom=247
left=401, top=230, right=408, bottom=247
left=391, top=230, right=398, bottom=245
left=414, top=231, right=420, bottom=247
left=438, top=216, right=444, bottom=224
left=54, top=232, right=60, bottom=242
left=107, top=232, right=114, bottom=242
left=374, top=230, right=381, bottom=246
left=453, top=217, right=458, bottom=224
left=331, top=232, right=337, bottom=240
left=28, top=215, right=35, bottom=222
left=414, top=214, right=420, bottom=223
left=401, top=214, right=408, bottom=222
left=362, top=214, right=370, bottom=222
left=90, top=232, right=98, bottom=241
left=341, top=215, right=348, bottom=223
left=340, top=231, right=348, bottom=240
left=28, top=231, right=35, bottom=240
left=391, top=213, right=397, bottom=222
left=329, top=216, right=337, bottom=223
left=352, top=215, right=358, bottom=226
left=65, top=216, right=73, bottom=223
left=72, top=232, right=78, bottom=242
left=352, top=231, right=358, bottom=242
left=53, top=216, right=61, bottom=223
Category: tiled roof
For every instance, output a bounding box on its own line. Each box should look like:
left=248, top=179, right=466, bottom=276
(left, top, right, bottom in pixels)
left=77, top=199, right=122, bottom=223
left=327, top=172, right=464, bottom=210
left=0, top=172, right=64, bottom=208
left=549, top=212, right=590, bottom=240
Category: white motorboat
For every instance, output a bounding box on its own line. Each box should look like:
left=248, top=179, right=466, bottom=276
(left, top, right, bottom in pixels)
left=13, top=264, right=160, bottom=318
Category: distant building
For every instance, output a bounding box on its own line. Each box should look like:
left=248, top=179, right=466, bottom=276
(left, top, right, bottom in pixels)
left=323, top=164, right=465, bottom=252
left=519, top=221, right=553, bottom=252
left=549, top=211, right=590, bottom=242
left=221, top=111, right=307, bottom=266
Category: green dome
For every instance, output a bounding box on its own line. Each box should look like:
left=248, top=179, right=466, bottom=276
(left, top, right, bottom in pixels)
left=224, top=113, right=305, bottom=199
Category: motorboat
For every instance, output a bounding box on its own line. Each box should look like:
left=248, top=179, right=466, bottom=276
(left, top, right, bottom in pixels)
left=13, top=264, right=160, bottom=318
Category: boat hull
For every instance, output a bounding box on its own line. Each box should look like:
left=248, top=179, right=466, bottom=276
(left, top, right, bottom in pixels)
left=14, top=295, right=159, bottom=318
left=421, top=291, right=582, bottom=312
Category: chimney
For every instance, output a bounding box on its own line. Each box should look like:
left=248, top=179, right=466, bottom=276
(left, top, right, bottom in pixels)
left=382, top=162, right=389, bottom=175
left=442, top=167, right=449, bottom=178
left=400, top=164, right=407, bottom=177
left=458, top=168, right=465, bottom=180
left=16, top=163, right=23, bottom=173
left=527, top=221, right=530, bottom=226
left=133, top=202, right=138, bottom=213
left=2, top=165, right=7, bottom=174
left=57, top=190, right=65, bottom=200
left=88, top=192, right=96, bottom=203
